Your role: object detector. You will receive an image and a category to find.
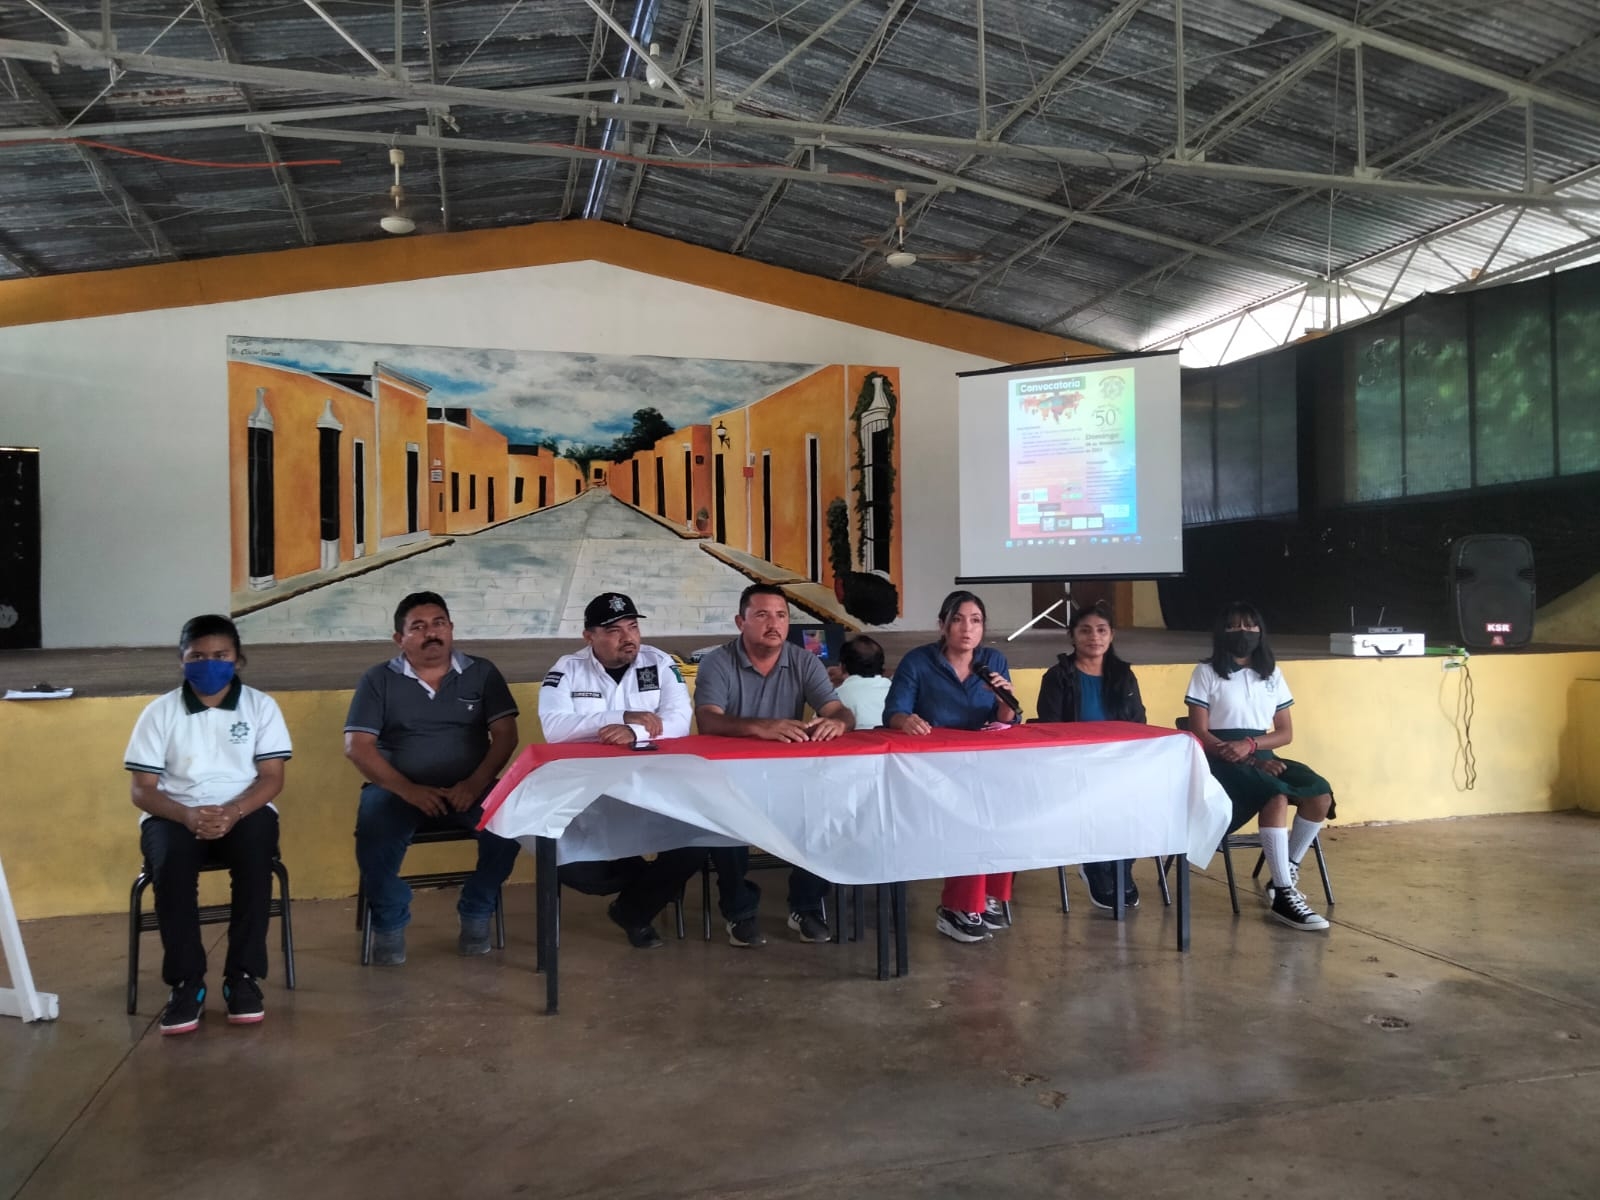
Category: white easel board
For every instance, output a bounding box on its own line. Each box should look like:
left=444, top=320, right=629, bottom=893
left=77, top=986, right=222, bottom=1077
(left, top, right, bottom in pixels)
left=0, top=850, right=60, bottom=1022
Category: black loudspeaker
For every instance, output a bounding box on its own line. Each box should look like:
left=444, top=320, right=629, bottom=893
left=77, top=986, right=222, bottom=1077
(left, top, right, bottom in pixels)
left=1451, top=534, right=1536, bottom=649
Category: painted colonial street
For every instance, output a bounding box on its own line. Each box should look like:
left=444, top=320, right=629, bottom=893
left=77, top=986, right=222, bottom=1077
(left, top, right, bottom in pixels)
left=236, top=490, right=755, bottom=642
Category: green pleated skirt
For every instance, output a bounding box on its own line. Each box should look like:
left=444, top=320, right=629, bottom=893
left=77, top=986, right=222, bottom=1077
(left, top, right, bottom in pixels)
left=1207, top=728, right=1335, bottom=833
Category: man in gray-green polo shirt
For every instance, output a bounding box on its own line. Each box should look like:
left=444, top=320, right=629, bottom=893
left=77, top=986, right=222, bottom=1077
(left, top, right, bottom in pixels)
left=694, top=582, right=855, bottom=947
left=345, top=591, right=521, bottom=965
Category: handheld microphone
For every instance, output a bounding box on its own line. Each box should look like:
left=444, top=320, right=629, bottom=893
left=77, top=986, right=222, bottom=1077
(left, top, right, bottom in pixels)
left=975, top=664, right=1024, bottom=721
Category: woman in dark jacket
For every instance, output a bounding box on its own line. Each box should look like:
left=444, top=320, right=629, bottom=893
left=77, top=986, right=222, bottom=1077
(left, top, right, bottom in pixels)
left=1037, top=601, right=1147, bottom=910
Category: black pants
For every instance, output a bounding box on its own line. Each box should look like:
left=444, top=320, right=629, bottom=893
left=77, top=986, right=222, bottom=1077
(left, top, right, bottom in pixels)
left=708, top=846, right=830, bottom=921
left=559, top=848, right=706, bottom=928
left=140, top=807, right=278, bottom=986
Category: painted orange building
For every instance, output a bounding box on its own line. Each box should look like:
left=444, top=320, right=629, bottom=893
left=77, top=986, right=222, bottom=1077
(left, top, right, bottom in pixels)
left=228, top=360, right=379, bottom=593
left=507, top=446, right=557, bottom=517
left=554, top=455, right=585, bottom=500
left=426, top=409, right=509, bottom=535
left=373, top=365, right=432, bottom=548
left=602, top=365, right=901, bottom=609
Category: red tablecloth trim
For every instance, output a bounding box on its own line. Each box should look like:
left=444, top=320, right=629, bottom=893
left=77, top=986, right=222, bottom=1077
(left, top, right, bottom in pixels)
left=480, top=721, right=1181, bottom=829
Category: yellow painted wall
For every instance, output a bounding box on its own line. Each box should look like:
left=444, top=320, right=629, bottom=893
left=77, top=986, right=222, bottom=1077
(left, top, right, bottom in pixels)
left=227, top=361, right=376, bottom=591
left=1001, top=651, right=1600, bottom=825
left=7, top=651, right=1596, bottom=921
left=1570, top=678, right=1600, bottom=814
left=748, top=366, right=849, bottom=583
left=373, top=368, right=430, bottom=542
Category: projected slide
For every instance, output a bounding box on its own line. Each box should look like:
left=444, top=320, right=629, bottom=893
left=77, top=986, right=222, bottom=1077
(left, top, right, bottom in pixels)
left=1008, top=367, right=1137, bottom=544
left=956, top=350, right=1182, bottom=582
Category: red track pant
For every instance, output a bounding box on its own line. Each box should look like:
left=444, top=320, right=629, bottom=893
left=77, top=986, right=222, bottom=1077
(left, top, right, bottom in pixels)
left=941, top=872, right=1013, bottom=914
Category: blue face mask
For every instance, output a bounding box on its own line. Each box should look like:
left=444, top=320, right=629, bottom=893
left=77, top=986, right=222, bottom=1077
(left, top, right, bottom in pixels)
left=183, top=658, right=236, bottom=695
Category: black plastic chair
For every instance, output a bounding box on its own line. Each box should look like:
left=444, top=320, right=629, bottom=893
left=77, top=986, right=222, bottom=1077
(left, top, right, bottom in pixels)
left=128, top=852, right=294, bottom=1015
left=355, top=825, right=507, bottom=965
left=1173, top=717, right=1335, bottom=913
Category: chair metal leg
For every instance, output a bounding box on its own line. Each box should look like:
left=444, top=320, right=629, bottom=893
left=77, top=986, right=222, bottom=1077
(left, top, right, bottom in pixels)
left=494, top=885, right=507, bottom=950
left=1154, top=856, right=1172, bottom=907
left=1221, top=839, right=1240, bottom=915
left=1001, top=900, right=1012, bottom=926
left=852, top=886, right=865, bottom=942
left=701, top=860, right=713, bottom=941
left=273, top=860, right=296, bottom=991
left=361, top=905, right=374, bottom=966
left=1312, top=836, right=1335, bottom=905
left=127, top=872, right=148, bottom=1015
left=1113, top=859, right=1127, bottom=921
left=1057, top=865, right=1070, bottom=914
left=832, top=883, right=844, bottom=944
left=1251, top=852, right=1266, bottom=881
left=673, top=887, right=686, bottom=940
left=354, top=879, right=366, bottom=931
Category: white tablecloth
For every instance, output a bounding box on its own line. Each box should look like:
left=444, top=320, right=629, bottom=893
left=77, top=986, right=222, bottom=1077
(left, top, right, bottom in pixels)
left=482, top=725, right=1230, bottom=885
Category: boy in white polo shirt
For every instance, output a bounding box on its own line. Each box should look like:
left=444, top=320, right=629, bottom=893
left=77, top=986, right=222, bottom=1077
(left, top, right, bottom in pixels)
left=124, top=615, right=292, bottom=1034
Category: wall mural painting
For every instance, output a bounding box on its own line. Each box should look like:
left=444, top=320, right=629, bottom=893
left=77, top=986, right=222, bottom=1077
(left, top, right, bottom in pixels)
left=226, top=336, right=902, bottom=642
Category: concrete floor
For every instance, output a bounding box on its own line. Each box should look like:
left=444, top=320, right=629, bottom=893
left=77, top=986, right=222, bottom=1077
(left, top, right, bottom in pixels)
left=3, top=812, right=1598, bottom=1199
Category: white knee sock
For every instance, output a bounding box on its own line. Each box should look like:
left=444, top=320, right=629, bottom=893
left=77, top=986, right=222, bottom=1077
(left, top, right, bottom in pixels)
left=1288, top=815, right=1324, bottom=864
left=1260, top=825, right=1293, bottom=889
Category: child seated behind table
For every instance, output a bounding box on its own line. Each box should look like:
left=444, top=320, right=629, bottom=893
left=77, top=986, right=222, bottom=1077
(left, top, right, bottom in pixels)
left=833, top=635, right=892, bottom=729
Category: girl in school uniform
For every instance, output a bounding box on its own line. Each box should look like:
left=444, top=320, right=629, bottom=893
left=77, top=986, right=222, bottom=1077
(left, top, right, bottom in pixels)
left=1184, top=602, right=1334, bottom=932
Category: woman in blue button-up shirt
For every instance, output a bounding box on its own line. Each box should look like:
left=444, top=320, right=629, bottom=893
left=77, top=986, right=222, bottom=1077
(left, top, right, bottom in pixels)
left=884, top=590, right=1018, bottom=945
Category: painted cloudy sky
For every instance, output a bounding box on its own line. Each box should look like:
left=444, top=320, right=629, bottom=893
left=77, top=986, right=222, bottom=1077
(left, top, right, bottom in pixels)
left=228, top=336, right=820, bottom=448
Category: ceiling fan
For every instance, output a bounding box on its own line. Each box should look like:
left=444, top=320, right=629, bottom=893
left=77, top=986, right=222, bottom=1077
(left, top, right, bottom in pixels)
left=378, top=146, right=418, bottom=235
left=857, top=188, right=983, bottom=280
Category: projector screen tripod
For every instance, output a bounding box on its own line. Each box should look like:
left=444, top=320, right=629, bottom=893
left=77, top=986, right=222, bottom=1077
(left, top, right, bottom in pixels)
left=1007, top=583, right=1072, bottom=642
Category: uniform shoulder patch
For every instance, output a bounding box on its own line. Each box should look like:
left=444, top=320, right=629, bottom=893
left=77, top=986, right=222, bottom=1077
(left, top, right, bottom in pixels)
left=669, top=664, right=684, bottom=683
left=635, top=665, right=660, bottom=691
left=542, top=670, right=564, bottom=688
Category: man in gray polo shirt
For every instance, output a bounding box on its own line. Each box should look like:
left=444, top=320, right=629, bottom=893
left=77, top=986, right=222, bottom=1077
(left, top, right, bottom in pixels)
left=345, top=591, right=521, bottom=965
left=694, top=582, right=855, bottom=947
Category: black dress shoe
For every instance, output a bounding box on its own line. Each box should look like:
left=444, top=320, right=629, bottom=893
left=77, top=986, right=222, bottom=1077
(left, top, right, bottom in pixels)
left=609, top=902, right=665, bottom=949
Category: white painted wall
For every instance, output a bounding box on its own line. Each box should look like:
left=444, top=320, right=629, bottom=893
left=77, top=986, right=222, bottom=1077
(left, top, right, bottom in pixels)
left=0, top=260, right=1033, bottom=647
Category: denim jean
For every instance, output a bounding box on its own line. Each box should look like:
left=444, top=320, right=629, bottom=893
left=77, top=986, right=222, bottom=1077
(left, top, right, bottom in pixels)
left=708, top=845, right=760, bottom=921
left=354, top=784, right=520, bottom=932
left=707, top=846, right=830, bottom=920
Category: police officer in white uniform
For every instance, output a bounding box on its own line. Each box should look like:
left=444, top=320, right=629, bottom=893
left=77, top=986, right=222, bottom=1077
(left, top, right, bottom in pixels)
left=537, top=592, right=703, bottom=948
left=540, top=592, right=692, bottom=746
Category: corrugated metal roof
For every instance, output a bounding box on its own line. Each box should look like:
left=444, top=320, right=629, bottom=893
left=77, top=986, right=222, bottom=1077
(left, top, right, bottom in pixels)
left=2, top=0, right=1598, bottom=361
